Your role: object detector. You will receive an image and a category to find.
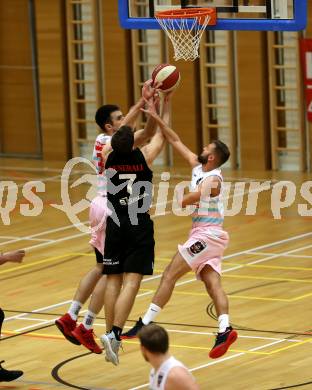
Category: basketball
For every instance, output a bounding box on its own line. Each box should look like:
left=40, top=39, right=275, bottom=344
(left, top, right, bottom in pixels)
left=152, top=63, right=181, bottom=92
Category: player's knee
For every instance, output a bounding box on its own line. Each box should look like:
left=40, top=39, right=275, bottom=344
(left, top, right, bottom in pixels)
left=124, top=277, right=141, bottom=291
left=162, top=267, right=179, bottom=284
left=95, top=263, right=104, bottom=273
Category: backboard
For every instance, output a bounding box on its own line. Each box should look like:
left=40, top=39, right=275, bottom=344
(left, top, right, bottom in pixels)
left=119, top=0, right=307, bottom=31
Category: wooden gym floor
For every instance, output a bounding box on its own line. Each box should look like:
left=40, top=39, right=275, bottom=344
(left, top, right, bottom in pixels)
left=1, top=158, right=312, bottom=390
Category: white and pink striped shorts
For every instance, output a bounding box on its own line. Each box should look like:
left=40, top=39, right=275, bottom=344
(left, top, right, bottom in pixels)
left=89, top=195, right=111, bottom=255
left=178, top=227, right=229, bottom=280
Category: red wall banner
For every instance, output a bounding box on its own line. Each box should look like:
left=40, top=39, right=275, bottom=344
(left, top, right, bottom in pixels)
left=300, top=38, right=312, bottom=122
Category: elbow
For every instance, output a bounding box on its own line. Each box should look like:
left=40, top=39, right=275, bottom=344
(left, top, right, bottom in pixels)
left=181, top=199, right=188, bottom=208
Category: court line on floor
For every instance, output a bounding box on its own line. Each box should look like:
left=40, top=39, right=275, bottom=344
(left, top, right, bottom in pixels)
left=4, top=233, right=312, bottom=333
left=139, top=286, right=296, bottom=303
left=0, top=221, right=89, bottom=246
left=3, top=239, right=309, bottom=322
left=4, top=300, right=72, bottom=322
left=226, top=262, right=312, bottom=272
left=249, top=251, right=312, bottom=258
left=120, top=326, right=302, bottom=343
left=137, top=287, right=292, bottom=303
left=153, top=268, right=312, bottom=284
left=0, top=329, right=281, bottom=356
left=135, top=242, right=312, bottom=303
left=0, top=253, right=85, bottom=276
left=268, top=337, right=312, bottom=354
left=3, top=230, right=311, bottom=282
left=226, top=232, right=312, bottom=259
left=123, top=339, right=270, bottom=355
left=223, top=274, right=312, bottom=284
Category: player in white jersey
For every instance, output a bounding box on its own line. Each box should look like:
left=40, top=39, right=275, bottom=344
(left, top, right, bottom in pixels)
left=138, top=324, right=199, bottom=390
left=55, top=105, right=123, bottom=351
left=122, top=101, right=238, bottom=359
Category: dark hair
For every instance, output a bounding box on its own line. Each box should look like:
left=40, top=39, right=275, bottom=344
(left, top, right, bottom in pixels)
left=138, top=324, right=169, bottom=354
left=95, top=104, right=120, bottom=129
left=212, top=140, right=230, bottom=166
left=111, top=125, right=134, bottom=154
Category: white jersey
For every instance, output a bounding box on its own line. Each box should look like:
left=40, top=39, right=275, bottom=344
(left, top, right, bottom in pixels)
left=92, top=133, right=111, bottom=174
left=149, top=356, right=186, bottom=390
left=190, top=165, right=224, bottom=228
left=92, top=133, right=111, bottom=195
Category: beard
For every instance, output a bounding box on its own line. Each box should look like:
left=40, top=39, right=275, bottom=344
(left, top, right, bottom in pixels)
left=197, top=153, right=208, bottom=164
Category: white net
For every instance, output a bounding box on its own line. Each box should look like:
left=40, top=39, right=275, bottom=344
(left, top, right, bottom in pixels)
left=156, top=15, right=211, bottom=61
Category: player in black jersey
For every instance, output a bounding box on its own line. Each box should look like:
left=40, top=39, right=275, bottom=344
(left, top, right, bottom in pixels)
left=100, top=94, right=171, bottom=366
left=62, top=80, right=164, bottom=354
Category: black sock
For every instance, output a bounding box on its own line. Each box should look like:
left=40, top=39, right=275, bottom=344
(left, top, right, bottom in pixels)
left=112, top=326, right=122, bottom=341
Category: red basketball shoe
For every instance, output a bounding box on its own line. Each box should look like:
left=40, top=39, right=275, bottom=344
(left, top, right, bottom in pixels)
left=55, top=313, right=80, bottom=345
left=71, top=324, right=102, bottom=354
left=209, top=326, right=238, bottom=359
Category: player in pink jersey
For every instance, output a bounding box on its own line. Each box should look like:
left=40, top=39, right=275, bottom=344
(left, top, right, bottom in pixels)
left=122, top=101, right=237, bottom=359
left=55, top=105, right=123, bottom=349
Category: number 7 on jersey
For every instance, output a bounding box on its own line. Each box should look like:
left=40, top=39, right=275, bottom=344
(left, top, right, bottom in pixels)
left=119, top=174, right=136, bottom=195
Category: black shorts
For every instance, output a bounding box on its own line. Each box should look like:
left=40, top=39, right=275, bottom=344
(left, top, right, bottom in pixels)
left=103, top=213, right=154, bottom=275
left=94, top=247, right=103, bottom=264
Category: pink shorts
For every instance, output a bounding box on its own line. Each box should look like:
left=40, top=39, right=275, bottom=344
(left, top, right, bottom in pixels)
left=89, top=195, right=111, bottom=255
left=178, top=227, right=229, bottom=280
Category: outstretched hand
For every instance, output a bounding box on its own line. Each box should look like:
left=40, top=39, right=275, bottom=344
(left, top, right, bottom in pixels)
left=142, top=79, right=162, bottom=101
left=2, top=249, right=25, bottom=263
left=163, top=90, right=174, bottom=104
left=140, top=97, right=161, bottom=121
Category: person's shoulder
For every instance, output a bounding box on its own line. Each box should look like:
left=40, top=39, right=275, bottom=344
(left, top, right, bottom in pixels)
left=165, top=366, right=199, bottom=390
left=95, top=133, right=111, bottom=144
left=192, top=164, right=202, bottom=174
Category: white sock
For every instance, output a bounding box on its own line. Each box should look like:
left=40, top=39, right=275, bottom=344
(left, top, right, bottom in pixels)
left=218, top=314, right=229, bottom=333
left=83, top=310, right=96, bottom=330
left=142, top=303, right=162, bottom=325
left=68, top=300, right=82, bottom=321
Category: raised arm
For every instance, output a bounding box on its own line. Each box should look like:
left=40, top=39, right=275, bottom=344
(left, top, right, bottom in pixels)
left=141, top=101, right=198, bottom=168
left=132, top=80, right=162, bottom=148
left=120, top=97, right=144, bottom=129
left=141, top=94, right=170, bottom=166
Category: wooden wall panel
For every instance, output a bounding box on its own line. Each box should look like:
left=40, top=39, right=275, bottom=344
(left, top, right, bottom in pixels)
left=0, top=0, right=39, bottom=155
left=236, top=31, right=270, bottom=170
left=102, top=0, right=131, bottom=112
left=170, top=58, right=200, bottom=166
left=35, top=0, right=70, bottom=161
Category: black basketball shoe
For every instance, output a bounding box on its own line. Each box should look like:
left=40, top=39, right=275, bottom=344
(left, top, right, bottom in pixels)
left=209, top=326, right=238, bottom=359
left=121, top=317, right=146, bottom=339
left=0, top=361, right=23, bottom=382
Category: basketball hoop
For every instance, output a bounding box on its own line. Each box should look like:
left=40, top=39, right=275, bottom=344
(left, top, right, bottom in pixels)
left=155, top=8, right=217, bottom=61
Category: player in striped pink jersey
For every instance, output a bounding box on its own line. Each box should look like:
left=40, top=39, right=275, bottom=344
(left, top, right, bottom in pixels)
left=122, top=101, right=237, bottom=359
